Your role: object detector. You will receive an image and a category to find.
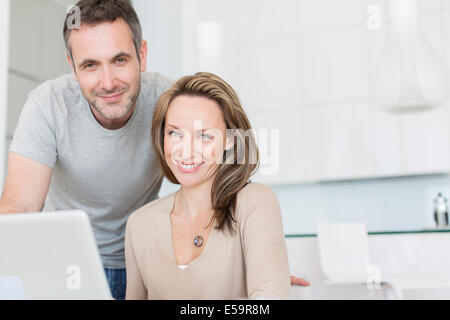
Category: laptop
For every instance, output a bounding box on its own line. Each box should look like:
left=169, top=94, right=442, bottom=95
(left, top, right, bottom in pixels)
left=0, top=210, right=112, bottom=300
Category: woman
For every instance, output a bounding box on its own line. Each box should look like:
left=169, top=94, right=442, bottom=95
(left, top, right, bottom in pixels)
left=125, top=72, right=291, bottom=299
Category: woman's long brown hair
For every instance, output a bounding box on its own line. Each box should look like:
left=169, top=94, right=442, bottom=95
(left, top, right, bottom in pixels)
left=151, top=72, right=260, bottom=234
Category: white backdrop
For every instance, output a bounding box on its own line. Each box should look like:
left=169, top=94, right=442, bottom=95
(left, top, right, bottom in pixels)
left=0, top=0, right=10, bottom=193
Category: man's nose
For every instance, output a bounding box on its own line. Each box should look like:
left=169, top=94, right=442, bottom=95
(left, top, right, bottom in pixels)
left=100, top=66, right=116, bottom=92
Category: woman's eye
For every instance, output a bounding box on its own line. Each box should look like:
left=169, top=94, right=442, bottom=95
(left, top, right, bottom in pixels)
left=201, top=134, right=213, bottom=141
left=169, top=130, right=182, bottom=137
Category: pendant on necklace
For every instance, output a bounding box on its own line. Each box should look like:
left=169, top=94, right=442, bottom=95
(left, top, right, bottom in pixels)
left=193, top=235, right=204, bottom=247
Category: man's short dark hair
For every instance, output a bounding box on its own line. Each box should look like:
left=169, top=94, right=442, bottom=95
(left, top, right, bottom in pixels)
left=63, top=0, right=142, bottom=69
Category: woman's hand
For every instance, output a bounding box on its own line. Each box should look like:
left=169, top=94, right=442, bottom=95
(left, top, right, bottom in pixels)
left=290, top=275, right=310, bottom=287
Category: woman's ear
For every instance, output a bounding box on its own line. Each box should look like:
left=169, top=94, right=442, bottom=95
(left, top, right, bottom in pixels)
left=225, top=132, right=235, bottom=151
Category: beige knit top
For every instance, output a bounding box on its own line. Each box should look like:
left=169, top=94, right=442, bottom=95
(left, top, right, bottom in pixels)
left=125, top=182, right=291, bottom=300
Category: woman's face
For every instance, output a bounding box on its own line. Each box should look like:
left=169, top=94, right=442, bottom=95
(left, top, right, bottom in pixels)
left=164, top=95, right=232, bottom=188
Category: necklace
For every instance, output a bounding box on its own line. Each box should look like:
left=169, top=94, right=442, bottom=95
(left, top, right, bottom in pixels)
left=193, top=235, right=204, bottom=247
left=193, top=215, right=215, bottom=248
left=173, top=191, right=214, bottom=248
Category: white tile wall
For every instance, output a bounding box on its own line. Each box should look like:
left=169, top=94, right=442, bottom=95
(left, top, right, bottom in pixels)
left=180, top=0, right=241, bottom=54
left=366, top=1, right=388, bottom=74
left=365, top=0, right=389, bottom=26
left=239, top=0, right=299, bottom=44
left=441, top=10, right=450, bottom=73
left=300, top=28, right=368, bottom=106
left=367, top=1, right=446, bottom=69
left=418, top=0, right=443, bottom=14
left=142, top=0, right=450, bottom=235
left=420, top=12, right=445, bottom=59
left=135, top=0, right=182, bottom=79
left=240, top=38, right=302, bottom=111
left=298, top=0, right=366, bottom=34
left=197, top=49, right=242, bottom=92
left=176, top=0, right=450, bottom=180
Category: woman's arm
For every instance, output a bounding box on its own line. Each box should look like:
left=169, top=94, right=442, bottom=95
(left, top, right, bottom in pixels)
left=124, top=216, right=148, bottom=300
left=239, top=183, right=291, bottom=299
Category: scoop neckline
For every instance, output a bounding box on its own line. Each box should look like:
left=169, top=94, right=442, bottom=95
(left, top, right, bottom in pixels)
left=167, top=191, right=216, bottom=271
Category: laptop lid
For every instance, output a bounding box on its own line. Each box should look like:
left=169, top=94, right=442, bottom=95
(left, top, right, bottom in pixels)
left=0, top=210, right=112, bottom=300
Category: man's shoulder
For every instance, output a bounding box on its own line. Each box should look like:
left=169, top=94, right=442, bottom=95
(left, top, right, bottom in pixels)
left=127, top=192, right=176, bottom=226
left=29, top=73, right=80, bottom=102
left=140, top=71, right=174, bottom=97
left=21, top=74, right=82, bottom=120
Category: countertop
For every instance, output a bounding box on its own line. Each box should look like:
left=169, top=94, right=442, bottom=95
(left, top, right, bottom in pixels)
left=286, top=227, right=450, bottom=238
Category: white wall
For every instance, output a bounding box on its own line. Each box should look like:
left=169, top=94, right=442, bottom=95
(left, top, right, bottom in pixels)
left=0, top=0, right=11, bottom=193
left=133, top=0, right=182, bottom=80
left=143, top=0, right=450, bottom=185
left=138, top=0, right=450, bottom=233
left=4, top=0, right=72, bottom=182
left=181, top=0, right=450, bottom=185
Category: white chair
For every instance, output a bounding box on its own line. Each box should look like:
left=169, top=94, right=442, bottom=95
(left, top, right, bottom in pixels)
left=290, top=284, right=312, bottom=300
left=316, top=222, right=450, bottom=299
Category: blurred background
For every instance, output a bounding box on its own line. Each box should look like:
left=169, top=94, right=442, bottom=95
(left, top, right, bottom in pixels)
left=2, top=0, right=450, bottom=235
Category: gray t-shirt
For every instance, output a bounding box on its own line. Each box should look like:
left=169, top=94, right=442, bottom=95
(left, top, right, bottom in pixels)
left=9, top=71, right=173, bottom=268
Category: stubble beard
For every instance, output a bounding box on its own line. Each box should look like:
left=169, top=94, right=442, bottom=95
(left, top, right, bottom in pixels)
left=88, top=78, right=141, bottom=120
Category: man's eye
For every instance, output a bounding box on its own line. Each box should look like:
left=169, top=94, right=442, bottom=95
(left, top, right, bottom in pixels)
left=85, top=63, right=95, bottom=70
left=116, top=58, right=126, bottom=64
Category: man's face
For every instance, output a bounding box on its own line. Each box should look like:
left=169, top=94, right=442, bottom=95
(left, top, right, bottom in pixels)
left=67, top=18, right=147, bottom=123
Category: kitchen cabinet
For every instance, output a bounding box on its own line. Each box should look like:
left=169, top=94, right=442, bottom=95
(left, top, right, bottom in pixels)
left=370, top=105, right=450, bottom=178
left=303, top=102, right=374, bottom=182
left=251, top=100, right=450, bottom=185
left=369, top=107, right=403, bottom=176
left=249, top=107, right=307, bottom=185
left=400, top=106, right=450, bottom=175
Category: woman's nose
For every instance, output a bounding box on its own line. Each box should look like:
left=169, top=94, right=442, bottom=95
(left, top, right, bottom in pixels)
left=179, top=136, right=202, bottom=162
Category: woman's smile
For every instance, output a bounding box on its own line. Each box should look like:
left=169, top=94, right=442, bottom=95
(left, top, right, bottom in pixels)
left=176, top=160, right=205, bottom=173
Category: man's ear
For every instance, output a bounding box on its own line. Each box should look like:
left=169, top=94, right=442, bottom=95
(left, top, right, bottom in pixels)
left=66, top=52, right=77, bottom=81
left=139, top=39, right=148, bottom=72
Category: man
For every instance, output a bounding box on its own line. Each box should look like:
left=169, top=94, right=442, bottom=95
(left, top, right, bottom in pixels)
left=0, top=0, right=309, bottom=300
